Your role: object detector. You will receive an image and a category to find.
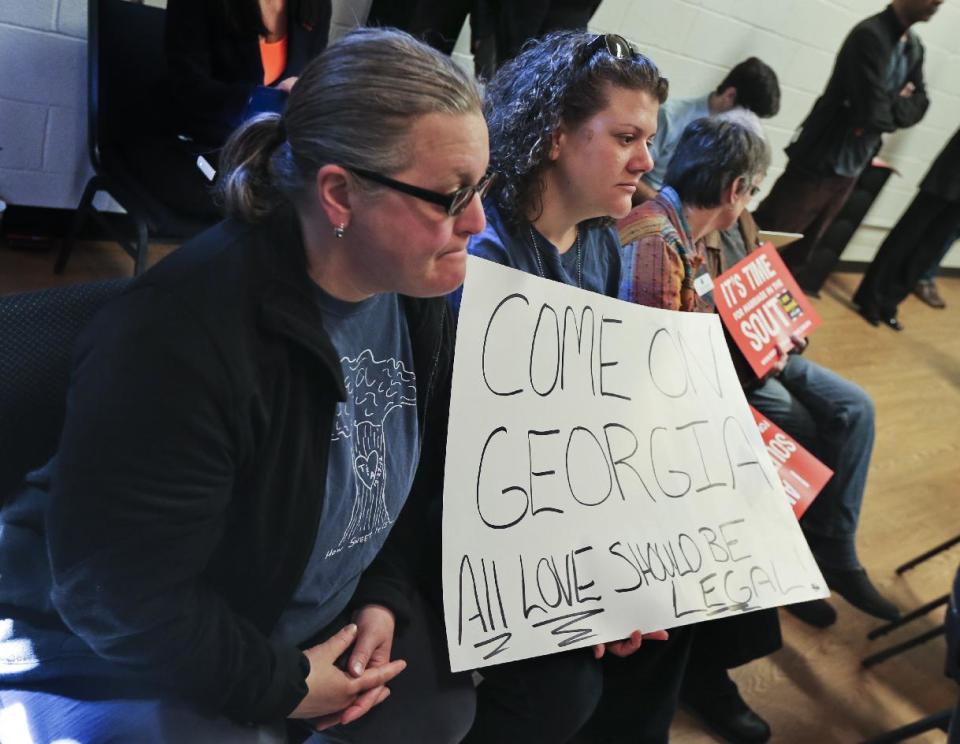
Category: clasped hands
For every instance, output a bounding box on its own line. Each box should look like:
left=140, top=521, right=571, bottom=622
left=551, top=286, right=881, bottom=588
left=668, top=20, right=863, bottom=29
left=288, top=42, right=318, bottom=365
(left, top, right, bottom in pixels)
left=288, top=603, right=669, bottom=731
left=289, top=603, right=403, bottom=732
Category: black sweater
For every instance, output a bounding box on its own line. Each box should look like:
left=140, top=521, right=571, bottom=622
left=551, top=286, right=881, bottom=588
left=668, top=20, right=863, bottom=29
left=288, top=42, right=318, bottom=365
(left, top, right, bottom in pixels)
left=46, top=208, right=453, bottom=724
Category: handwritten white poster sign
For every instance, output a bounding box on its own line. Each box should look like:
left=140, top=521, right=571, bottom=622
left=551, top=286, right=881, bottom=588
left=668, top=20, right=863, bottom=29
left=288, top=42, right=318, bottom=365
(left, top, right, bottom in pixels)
left=442, top=257, right=828, bottom=672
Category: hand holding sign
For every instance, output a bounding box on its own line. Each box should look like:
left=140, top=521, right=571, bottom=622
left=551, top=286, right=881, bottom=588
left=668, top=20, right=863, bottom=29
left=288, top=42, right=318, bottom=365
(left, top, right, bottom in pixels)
left=592, top=629, right=669, bottom=659
left=442, top=257, right=827, bottom=672
left=714, top=243, right=821, bottom=378
left=768, top=334, right=807, bottom=378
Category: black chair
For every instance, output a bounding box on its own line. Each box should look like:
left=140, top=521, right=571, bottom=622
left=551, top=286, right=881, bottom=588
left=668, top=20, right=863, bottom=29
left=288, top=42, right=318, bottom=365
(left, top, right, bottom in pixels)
left=0, top=281, right=128, bottom=503
left=55, top=0, right=213, bottom=276
left=859, top=563, right=960, bottom=743
left=896, top=535, right=960, bottom=575
left=862, top=534, right=960, bottom=668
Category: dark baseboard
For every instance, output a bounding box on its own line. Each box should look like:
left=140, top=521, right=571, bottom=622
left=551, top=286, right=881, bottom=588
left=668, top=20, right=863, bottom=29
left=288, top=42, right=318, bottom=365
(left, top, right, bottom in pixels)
left=834, top=259, right=960, bottom=279
left=1, top=205, right=135, bottom=250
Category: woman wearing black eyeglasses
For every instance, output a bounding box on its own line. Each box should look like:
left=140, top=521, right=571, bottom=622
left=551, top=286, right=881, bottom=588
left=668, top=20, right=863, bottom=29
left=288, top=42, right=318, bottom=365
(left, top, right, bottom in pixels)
left=0, top=29, right=485, bottom=744
left=457, top=30, right=693, bottom=744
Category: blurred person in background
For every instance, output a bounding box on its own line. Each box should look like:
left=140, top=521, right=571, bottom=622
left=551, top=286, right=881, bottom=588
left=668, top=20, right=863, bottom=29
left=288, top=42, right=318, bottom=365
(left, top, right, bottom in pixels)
left=754, top=0, right=939, bottom=295
left=854, top=126, right=960, bottom=328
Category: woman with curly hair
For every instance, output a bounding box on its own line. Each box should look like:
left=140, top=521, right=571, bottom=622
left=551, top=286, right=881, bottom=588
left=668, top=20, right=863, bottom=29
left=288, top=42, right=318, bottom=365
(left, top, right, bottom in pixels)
left=470, top=32, right=665, bottom=293
left=460, top=31, right=693, bottom=744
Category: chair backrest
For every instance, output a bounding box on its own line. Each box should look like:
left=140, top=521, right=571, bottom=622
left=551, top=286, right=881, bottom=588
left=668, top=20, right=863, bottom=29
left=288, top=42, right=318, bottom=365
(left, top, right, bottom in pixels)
left=0, top=280, right=129, bottom=501
left=89, top=0, right=171, bottom=170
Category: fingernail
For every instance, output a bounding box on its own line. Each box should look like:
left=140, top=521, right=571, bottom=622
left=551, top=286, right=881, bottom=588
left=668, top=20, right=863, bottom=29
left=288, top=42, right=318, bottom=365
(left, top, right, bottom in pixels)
left=353, top=662, right=363, bottom=675
left=346, top=623, right=357, bottom=633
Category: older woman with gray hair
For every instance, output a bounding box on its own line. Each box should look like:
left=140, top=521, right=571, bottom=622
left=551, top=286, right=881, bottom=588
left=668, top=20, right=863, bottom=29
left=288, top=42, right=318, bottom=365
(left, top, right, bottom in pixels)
left=0, top=28, right=487, bottom=743
left=620, top=109, right=898, bottom=744
left=618, top=111, right=771, bottom=313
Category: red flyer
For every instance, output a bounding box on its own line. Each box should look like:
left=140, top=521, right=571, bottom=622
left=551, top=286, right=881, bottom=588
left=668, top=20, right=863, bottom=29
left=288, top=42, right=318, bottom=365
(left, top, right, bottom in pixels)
left=750, top=406, right=833, bottom=519
left=713, top=243, right=822, bottom=378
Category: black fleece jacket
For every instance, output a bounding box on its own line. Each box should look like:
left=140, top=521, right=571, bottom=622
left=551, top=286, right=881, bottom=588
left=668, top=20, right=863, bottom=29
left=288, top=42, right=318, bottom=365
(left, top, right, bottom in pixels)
left=46, top=207, right=453, bottom=724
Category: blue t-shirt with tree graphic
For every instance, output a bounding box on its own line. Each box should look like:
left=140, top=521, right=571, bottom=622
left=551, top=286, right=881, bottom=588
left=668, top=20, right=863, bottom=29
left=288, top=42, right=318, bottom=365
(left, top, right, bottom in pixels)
left=272, top=288, right=419, bottom=645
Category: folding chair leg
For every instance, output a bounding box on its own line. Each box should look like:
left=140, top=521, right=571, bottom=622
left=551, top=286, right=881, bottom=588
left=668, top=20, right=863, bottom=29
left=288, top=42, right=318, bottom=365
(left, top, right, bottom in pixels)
left=897, top=535, right=960, bottom=574
left=868, top=595, right=949, bottom=640
left=860, top=708, right=952, bottom=743
left=862, top=627, right=945, bottom=669
left=132, top=217, right=149, bottom=276
left=56, top=177, right=101, bottom=274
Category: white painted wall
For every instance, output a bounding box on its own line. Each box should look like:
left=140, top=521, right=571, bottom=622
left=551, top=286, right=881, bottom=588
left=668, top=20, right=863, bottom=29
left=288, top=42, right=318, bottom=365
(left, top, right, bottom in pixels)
left=2, top=0, right=957, bottom=266
left=0, top=0, right=90, bottom=210
left=586, top=0, right=960, bottom=266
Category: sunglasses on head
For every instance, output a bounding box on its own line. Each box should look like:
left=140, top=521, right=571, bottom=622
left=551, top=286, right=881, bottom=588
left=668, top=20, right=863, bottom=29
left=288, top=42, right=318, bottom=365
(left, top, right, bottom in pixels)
left=576, top=33, right=637, bottom=66
left=349, top=168, right=496, bottom=217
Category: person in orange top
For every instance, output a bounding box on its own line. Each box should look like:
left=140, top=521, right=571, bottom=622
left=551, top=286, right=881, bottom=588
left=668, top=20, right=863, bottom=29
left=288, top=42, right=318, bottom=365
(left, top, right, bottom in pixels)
left=165, top=0, right=332, bottom=146
left=139, top=0, right=330, bottom=221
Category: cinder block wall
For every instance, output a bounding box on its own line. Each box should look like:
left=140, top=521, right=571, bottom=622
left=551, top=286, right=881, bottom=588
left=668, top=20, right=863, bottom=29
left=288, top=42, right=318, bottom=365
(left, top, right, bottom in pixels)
left=0, top=0, right=90, bottom=209
left=2, top=0, right=958, bottom=266
left=587, top=0, right=960, bottom=264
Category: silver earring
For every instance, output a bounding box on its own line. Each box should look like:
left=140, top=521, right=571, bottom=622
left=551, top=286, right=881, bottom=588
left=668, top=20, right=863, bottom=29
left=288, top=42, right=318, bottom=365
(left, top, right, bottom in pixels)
left=334, top=223, right=345, bottom=239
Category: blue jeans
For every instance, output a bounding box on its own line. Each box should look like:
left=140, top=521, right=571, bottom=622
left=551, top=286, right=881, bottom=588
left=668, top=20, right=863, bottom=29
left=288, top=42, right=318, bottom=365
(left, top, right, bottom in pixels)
left=747, top=354, right=875, bottom=568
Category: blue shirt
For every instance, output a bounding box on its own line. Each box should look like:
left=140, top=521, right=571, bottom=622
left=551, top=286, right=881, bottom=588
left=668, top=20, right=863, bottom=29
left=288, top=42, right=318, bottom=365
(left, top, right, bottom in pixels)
left=644, top=93, right=711, bottom=190
left=457, top=202, right=622, bottom=305
left=272, top=288, right=419, bottom=646
left=0, top=292, right=420, bottom=740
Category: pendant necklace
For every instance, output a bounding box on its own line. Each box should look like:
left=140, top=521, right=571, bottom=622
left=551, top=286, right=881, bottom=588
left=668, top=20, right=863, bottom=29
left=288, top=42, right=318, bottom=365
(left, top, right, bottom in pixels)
left=528, top=225, right=583, bottom=289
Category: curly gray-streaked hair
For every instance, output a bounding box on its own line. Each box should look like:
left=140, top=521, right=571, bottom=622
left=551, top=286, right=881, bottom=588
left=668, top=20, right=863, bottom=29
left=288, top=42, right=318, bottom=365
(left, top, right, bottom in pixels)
left=483, top=31, right=668, bottom=229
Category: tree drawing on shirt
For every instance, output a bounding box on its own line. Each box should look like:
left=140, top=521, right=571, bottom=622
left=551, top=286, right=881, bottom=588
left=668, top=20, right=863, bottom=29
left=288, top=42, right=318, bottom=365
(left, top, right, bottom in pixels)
left=332, top=350, right=417, bottom=548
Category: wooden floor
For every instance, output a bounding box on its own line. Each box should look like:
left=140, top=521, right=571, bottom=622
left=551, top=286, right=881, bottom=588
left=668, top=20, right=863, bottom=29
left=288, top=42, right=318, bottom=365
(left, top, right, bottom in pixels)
left=680, top=271, right=960, bottom=743
left=2, top=240, right=958, bottom=742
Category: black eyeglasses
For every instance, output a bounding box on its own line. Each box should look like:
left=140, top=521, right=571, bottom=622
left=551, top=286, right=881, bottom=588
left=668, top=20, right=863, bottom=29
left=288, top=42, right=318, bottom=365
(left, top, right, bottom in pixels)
left=576, top=33, right=637, bottom=66
left=349, top=168, right=496, bottom=217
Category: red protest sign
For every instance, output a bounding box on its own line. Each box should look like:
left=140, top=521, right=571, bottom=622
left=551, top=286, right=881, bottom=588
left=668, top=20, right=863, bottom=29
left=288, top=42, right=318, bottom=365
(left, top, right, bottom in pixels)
left=714, top=243, right=821, bottom=378
left=750, top=406, right=833, bottom=519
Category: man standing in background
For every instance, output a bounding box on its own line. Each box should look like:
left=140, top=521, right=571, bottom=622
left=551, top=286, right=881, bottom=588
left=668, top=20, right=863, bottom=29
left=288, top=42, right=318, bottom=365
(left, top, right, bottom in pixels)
left=754, top=0, right=940, bottom=295
left=366, top=0, right=601, bottom=76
